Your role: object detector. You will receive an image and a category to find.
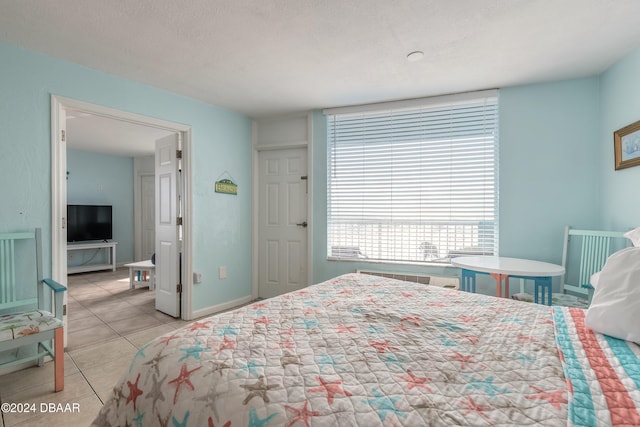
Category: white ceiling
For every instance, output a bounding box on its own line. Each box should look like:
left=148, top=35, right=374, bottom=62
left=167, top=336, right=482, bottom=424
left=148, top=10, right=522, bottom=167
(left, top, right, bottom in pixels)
left=3, top=0, right=640, bottom=155
left=65, top=110, right=174, bottom=157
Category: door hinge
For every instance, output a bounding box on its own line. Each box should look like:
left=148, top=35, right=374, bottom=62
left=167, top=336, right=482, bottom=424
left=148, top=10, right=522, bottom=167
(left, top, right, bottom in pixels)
left=176, top=150, right=182, bottom=159
left=177, top=284, right=183, bottom=293
left=176, top=217, right=183, bottom=226
left=63, top=304, right=67, bottom=316
left=301, top=175, right=308, bottom=180
left=61, top=130, right=66, bottom=142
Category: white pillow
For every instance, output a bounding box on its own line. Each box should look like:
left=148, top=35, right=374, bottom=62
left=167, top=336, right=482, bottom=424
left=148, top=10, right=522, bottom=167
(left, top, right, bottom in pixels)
left=585, top=247, right=640, bottom=343
left=589, top=271, right=600, bottom=288
left=625, top=226, right=640, bottom=247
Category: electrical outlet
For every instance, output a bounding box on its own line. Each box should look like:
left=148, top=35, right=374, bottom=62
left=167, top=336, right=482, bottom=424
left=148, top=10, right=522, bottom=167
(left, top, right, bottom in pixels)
left=219, top=266, right=227, bottom=279
left=193, top=272, right=202, bottom=284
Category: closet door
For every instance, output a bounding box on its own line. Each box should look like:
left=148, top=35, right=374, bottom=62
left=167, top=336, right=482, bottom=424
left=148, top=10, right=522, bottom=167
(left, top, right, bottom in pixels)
left=258, top=147, right=308, bottom=298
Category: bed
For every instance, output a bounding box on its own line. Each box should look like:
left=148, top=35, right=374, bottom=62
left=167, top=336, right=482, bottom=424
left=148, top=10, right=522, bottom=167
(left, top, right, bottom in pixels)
left=91, top=273, right=640, bottom=426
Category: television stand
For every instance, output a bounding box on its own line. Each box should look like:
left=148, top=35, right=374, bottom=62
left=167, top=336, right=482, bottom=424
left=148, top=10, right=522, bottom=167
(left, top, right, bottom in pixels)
left=67, top=241, right=118, bottom=274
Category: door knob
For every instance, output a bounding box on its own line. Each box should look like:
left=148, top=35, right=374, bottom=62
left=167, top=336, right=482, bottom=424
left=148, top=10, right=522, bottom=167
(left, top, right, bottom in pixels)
left=296, top=221, right=308, bottom=228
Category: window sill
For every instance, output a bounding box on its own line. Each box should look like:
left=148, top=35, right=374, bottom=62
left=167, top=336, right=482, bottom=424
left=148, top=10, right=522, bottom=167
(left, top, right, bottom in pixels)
left=325, top=257, right=459, bottom=270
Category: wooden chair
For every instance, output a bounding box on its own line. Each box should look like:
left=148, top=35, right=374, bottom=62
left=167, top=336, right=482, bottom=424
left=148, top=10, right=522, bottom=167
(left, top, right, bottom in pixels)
left=0, top=228, right=66, bottom=392
left=559, top=226, right=627, bottom=305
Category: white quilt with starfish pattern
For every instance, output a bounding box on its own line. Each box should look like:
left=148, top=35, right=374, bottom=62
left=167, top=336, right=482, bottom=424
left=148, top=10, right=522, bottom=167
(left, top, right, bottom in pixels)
left=92, top=273, right=571, bottom=426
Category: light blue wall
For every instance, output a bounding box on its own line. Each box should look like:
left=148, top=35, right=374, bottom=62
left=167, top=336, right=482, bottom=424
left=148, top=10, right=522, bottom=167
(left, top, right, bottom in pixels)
left=599, top=46, right=640, bottom=230
left=312, top=78, right=602, bottom=291
left=67, top=149, right=135, bottom=264
left=499, top=78, right=601, bottom=261
left=0, top=41, right=253, bottom=312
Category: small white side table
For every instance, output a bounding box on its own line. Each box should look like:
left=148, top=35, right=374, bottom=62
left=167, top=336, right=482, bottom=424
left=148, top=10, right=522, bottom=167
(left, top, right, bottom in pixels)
left=124, top=260, right=155, bottom=290
left=451, top=256, right=565, bottom=305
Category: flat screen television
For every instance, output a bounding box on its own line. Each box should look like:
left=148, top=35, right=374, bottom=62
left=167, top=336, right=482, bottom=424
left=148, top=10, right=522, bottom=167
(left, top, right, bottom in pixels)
left=67, top=205, right=113, bottom=242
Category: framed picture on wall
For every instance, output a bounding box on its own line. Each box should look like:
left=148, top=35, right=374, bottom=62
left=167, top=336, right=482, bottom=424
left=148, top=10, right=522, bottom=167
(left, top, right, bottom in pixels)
left=614, top=119, right=640, bottom=170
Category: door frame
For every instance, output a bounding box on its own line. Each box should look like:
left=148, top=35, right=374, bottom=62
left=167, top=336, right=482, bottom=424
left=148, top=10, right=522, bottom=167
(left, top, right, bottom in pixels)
left=50, top=94, right=194, bottom=320
left=251, top=113, right=314, bottom=298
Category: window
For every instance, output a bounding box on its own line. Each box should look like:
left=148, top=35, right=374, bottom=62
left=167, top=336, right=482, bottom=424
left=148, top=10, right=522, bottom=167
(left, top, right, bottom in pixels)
left=325, top=90, right=498, bottom=264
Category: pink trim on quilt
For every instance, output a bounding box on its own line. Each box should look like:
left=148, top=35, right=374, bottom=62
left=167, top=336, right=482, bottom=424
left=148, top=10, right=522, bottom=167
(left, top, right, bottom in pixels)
left=570, top=309, right=640, bottom=425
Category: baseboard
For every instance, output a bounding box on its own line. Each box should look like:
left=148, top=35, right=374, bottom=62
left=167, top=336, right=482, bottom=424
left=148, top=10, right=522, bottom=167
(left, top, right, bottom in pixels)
left=191, top=295, right=254, bottom=319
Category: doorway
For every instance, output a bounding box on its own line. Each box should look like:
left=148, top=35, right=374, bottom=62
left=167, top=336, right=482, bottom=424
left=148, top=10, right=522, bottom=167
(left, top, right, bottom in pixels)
left=50, top=95, right=194, bottom=326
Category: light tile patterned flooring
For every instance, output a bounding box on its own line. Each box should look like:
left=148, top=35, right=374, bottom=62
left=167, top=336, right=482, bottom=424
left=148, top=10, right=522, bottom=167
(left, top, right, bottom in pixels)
left=0, top=268, right=207, bottom=427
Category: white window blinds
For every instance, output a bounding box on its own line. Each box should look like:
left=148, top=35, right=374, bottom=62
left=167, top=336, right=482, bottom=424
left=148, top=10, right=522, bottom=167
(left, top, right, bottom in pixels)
left=326, top=91, right=499, bottom=264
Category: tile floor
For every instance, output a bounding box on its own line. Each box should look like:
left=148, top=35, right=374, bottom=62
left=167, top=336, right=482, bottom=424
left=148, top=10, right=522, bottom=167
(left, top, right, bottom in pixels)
left=0, top=268, right=207, bottom=427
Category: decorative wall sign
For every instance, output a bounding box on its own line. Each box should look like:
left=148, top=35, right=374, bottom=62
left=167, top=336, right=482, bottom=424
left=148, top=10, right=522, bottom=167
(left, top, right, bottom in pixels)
left=215, top=178, right=238, bottom=195
left=614, top=119, right=640, bottom=170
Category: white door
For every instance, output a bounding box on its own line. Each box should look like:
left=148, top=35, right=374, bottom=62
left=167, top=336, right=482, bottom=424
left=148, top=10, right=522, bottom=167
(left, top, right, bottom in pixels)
left=140, top=175, right=155, bottom=260
left=258, top=148, right=308, bottom=298
left=155, top=134, right=181, bottom=317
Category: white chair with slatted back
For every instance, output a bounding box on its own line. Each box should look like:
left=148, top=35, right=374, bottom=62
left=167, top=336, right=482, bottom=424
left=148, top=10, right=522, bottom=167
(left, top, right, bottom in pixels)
left=560, top=226, right=627, bottom=305
left=0, top=228, right=66, bottom=392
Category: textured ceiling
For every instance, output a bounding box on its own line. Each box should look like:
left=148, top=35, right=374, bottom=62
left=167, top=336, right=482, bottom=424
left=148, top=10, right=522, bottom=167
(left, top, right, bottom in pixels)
left=2, top=0, right=640, bottom=121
